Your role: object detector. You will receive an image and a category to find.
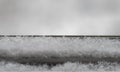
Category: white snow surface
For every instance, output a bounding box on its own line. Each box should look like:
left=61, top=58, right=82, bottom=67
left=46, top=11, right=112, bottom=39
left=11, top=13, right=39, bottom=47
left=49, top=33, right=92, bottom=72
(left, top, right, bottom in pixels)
left=0, top=37, right=120, bottom=57
left=0, top=37, right=120, bottom=71
left=0, top=61, right=120, bottom=71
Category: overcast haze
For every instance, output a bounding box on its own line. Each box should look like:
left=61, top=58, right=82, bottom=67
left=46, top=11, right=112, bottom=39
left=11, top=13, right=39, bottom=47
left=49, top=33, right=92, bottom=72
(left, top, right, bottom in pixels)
left=0, top=0, right=120, bottom=35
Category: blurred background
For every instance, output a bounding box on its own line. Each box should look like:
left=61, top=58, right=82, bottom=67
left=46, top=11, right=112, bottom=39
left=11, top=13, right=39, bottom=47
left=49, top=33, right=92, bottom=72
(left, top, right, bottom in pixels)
left=0, top=0, right=120, bottom=35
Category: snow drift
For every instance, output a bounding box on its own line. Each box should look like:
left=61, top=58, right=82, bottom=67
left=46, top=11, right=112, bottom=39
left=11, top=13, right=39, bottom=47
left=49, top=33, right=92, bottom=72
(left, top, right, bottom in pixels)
left=0, top=36, right=120, bottom=57
left=0, top=36, right=120, bottom=65
left=0, top=61, right=120, bottom=71
left=0, top=36, right=120, bottom=71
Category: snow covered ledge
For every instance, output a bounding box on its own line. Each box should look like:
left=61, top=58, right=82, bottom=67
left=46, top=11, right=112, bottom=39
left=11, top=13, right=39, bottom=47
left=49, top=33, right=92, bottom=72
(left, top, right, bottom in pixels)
left=0, top=35, right=120, bottom=65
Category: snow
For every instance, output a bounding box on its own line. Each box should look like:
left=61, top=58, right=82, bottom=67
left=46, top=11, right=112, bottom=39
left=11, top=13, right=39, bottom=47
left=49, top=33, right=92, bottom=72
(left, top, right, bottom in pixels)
left=0, top=36, right=120, bottom=71
left=0, top=37, right=120, bottom=58
left=0, top=61, right=120, bottom=71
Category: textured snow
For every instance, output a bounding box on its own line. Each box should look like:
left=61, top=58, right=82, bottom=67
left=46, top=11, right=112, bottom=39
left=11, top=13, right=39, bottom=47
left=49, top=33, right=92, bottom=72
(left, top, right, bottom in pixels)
left=0, top=37, right=120, bottom=71
left=0, top=37, right=120, bottom=57
left=0, top=61, right=120, bottom=71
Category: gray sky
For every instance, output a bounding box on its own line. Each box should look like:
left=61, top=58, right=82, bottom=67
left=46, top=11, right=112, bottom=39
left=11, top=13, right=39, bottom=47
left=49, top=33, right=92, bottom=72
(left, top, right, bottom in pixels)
left=0, top=0, right=120, bottom=35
